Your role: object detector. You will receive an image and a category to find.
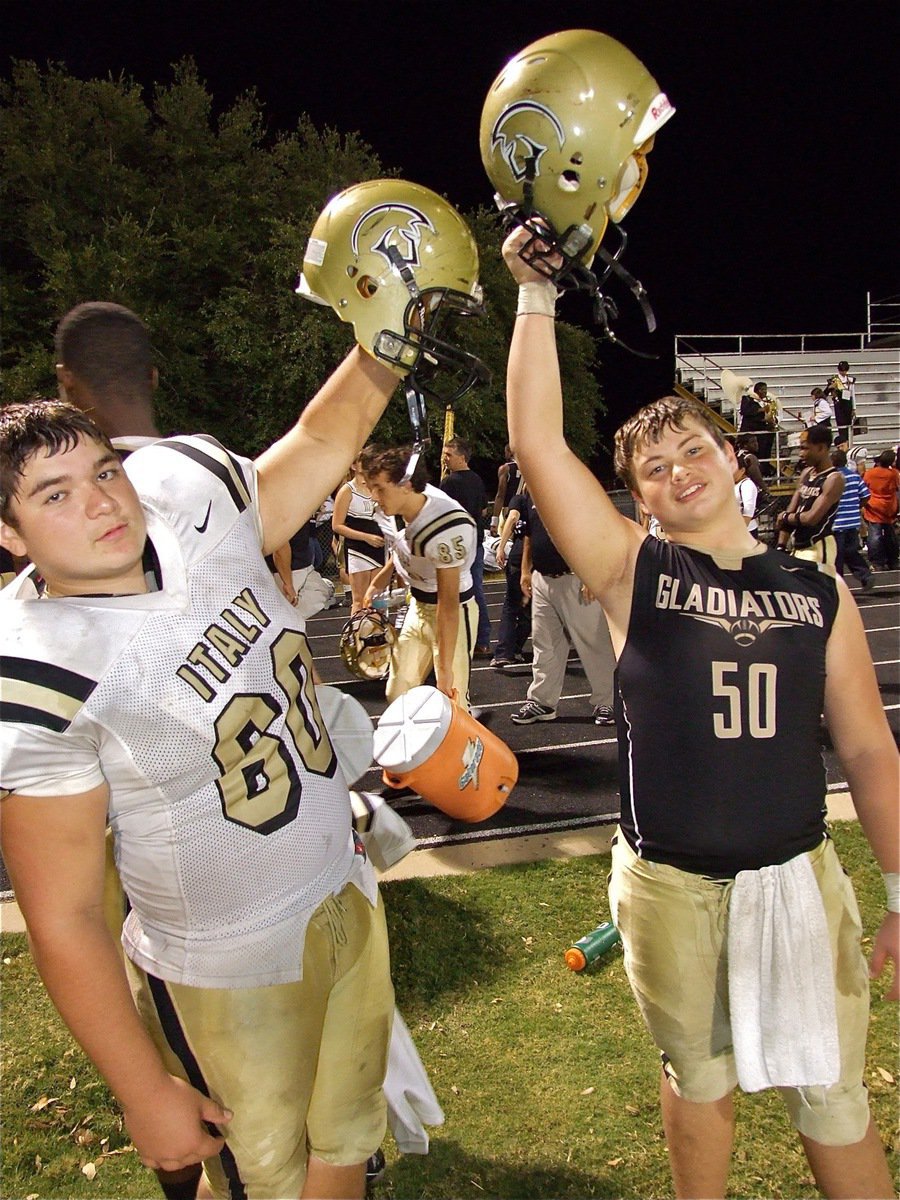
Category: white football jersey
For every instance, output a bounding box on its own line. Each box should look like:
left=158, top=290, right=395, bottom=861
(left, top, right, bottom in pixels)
left=384, top=484, right=476, bottom=597
left=0, top=435, right=375, bottom=987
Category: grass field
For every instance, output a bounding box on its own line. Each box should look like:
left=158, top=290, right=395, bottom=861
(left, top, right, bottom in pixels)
left=2, top=822, right=897, bottom=1199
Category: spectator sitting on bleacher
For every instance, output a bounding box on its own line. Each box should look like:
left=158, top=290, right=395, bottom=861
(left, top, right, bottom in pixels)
left=786, top=388, right=834, bottom=431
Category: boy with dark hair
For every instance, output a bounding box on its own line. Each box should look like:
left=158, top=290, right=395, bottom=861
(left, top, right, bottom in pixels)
left=362, top=445, right=477, bottom=711
left=55, top=301, right=159, bottom=438
left=776, top=424, right=844, bottom=563
left=1, top=334, right=399, bottom=1200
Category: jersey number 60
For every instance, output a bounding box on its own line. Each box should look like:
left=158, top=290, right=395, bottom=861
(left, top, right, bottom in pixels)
left=212, top=630, right=336, bottom=834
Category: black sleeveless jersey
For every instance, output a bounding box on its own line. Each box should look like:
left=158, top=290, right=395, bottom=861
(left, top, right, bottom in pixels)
left=792, top=466, right=841, bottom=548
left=615, top=537, right=839, bottom=875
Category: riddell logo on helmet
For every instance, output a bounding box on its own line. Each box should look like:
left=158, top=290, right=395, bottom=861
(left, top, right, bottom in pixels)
left=490, top=101, right=565, bottom=183
left=350, top=203, right=435, bottom=270
left=651, top=96, right=673, bottom=121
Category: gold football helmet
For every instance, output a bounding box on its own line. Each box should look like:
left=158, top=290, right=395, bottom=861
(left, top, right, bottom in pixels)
left=480, top=29, right=674, bottom=282
left=339, top=607, right=397, bottom=681
left=297, top=180, right=489, bottom=405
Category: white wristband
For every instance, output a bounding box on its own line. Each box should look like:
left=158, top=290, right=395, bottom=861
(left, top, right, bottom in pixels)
left=884, top=872, right=900, bottom=914
left=517, top=281, right=558, bottom=318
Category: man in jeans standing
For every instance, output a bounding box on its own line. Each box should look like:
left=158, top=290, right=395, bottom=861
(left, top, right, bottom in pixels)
left=831, top=449, right=874, bottom=593
left=510, top=492, right=615, bottom=727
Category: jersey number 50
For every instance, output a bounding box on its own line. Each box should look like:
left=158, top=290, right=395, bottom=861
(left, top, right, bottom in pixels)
left=711, top=660, right=777, bottom=740
left=213, top=630, right=336, bottom=834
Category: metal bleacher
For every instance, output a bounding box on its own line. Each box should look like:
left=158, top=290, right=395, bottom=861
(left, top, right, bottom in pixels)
left=673, top=293, right=900, bottom=476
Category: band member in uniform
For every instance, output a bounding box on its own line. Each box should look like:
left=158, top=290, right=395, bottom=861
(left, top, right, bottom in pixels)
left=501, top=224, right=897, bottom=1200
left=739, top=382, right=777, bottom=476
left=362, top=445, right=478, bottom=712
left=829, top=361, right=857, bottom=449
left=331, top=453, right=385, bottom=614
left=776, top=425, right=844, bottom=564
left=0, top=179, right=487, bottom=1200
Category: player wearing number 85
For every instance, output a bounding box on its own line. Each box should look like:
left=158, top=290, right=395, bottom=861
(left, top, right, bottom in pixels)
left=503, top=223, right=899, bottom=1196
left=360, top=444, right=478, bottom=713
left=0, top=182, right=485, bottom=1200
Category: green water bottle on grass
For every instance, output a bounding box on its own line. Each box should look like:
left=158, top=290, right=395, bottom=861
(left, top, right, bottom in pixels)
left=564, top=922, right=621, bottom=971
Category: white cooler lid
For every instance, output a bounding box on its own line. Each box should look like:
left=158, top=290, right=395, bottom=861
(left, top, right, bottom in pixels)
left=373, top=685, right=453, bottom=773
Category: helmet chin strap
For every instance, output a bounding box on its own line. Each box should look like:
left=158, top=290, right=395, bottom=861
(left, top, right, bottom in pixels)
left=588, top=228, right=659, bottom=360
left=499, top=166, right=660, bottom=359
left=402, top=382, right=430, bottom=484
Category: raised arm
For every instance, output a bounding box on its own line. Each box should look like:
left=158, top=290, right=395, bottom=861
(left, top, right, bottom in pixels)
left=0, top=785, right=231, bottom=1168
left=823, top=581, right=899, bottom=999
left=256, top=348, right=398, bottom=554
left=503, top=228, right=644, bottom=616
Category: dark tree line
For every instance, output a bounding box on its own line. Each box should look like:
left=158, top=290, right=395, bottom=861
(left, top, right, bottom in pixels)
left=1, top=59, right=603, bottom=462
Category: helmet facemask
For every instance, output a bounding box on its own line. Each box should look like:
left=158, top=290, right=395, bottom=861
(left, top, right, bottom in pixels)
left=372, top=281, right=490, bottom=408
left=340, top=608, right=397, bottom=681
left=298, top=179, right=491, bottom=444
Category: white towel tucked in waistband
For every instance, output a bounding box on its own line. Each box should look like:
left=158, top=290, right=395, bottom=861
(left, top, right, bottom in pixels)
left=728, top=848, right=840, bottom=1093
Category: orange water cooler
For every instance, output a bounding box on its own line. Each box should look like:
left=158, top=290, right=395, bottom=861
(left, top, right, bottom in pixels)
left=373, top=686, right=518, bottom=822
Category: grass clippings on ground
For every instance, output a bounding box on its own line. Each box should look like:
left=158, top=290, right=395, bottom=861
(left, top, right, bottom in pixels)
left=2, top=822, right=897, bottom=1199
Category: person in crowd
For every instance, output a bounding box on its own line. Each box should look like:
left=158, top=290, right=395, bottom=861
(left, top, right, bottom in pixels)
left=828, top=361, right=857, bottom=449
left=734, top=460, right=759, bottom=538
left=862, top=450, right=900, bottom=571
left=830, top=449, right=874, bottom=593
left=489, top=444, right=522, bottom=535
left=776, top=425, right=844, bottom=564
left=509, top=490, right=616, bottom=728
left=739, top=382, right=775, bottom=475
left=271, top=517, right=335, bottom=619
left=734, top=434, right=766, bottom=492
left=490, top=486, right=531, bottom=668
left=501, top=223, right=897, bottom=1200
left=440, top=436, right=492, bottom=657
left=55, top=301, right=160, bottom=441
left=331, top=452, right=385, bottom=614
left=787, top=388, right=834, bottom=431
left=362, top=445, right=478, bottom=712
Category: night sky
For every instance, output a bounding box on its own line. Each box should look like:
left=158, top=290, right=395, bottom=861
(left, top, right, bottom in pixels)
left=5, top=1, right=898, bottom=430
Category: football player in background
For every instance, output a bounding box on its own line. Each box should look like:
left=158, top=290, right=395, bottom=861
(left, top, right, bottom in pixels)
left=488, top=27, right=897, bottom=1199
left=362, top=444, right=478, bottom=711
left=0, top=181, right=486, bottom=1200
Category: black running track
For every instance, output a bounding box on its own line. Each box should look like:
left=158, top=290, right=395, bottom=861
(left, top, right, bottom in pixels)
left=309, top=569, right=900, bottom=851
left=2, top=570, right=898, bottom=895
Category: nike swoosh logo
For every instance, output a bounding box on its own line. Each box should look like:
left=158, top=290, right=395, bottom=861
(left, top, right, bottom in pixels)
left=194, top=502, right=212, bottom=533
